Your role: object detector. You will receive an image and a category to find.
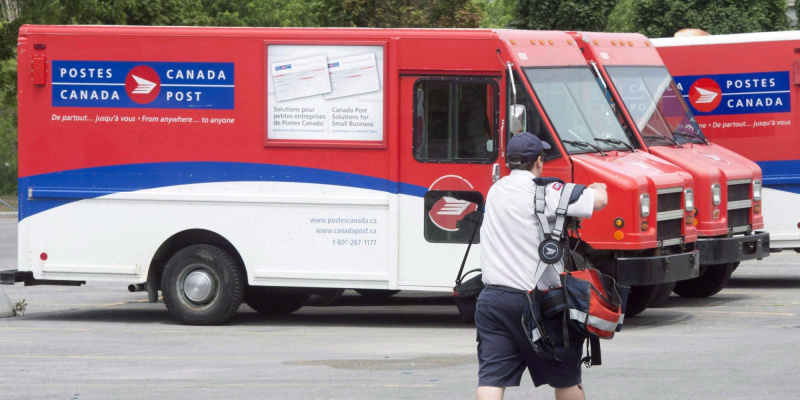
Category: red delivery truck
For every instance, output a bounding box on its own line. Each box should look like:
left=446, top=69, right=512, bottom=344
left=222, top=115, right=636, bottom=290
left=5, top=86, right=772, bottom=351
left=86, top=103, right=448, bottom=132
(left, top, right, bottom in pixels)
left=571, top=32, right=769, bottom=301
left=1, top=26, right=698, bottom=324
left=654, top=31, right=799, bottom=254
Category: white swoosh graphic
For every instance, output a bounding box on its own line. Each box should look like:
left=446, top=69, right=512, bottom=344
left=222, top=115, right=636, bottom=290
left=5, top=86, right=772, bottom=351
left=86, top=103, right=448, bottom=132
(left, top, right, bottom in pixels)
left=695, top=87, right=718, bottom=104
left=437, top=197, right=471, bottom=216
left=132, top=75, right=157, bottom=94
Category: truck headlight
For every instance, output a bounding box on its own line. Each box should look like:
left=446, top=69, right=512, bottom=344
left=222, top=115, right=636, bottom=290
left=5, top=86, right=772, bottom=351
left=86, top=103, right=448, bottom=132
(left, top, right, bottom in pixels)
left=753, top=180, right=762, bottom=201
left=640, top=193, right=650, bottom=217
left=684, top=188, right=694, bottom=211
left=711, top=183, right=721, bottom=206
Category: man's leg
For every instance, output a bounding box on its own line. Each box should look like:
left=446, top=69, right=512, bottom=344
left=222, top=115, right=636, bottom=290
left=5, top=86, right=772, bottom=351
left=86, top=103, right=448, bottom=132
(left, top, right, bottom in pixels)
left=476, top=386, right=504, bottom=400
left=554, top=384, right=585, bottom=400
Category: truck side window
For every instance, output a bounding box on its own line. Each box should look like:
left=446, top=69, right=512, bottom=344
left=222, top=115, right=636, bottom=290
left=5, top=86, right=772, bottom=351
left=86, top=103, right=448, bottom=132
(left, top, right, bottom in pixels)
left=508, top=72, right=562, bottom=162
left=413, top=79, right=499, bottom=163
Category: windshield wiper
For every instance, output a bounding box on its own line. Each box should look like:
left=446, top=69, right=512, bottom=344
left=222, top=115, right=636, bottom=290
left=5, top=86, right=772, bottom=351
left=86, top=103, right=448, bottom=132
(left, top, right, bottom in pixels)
left=594, top=138, right=635, bottom=152
left=672, top=131, right=709, bottom=145
left=562, top=140, right=606, bottom=156
left=642, top=134, right=682, bottom=148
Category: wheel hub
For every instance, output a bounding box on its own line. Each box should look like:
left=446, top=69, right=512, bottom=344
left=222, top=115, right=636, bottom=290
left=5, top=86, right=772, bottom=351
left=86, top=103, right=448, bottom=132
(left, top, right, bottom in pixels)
left=183, top=270, right=216, bottom=304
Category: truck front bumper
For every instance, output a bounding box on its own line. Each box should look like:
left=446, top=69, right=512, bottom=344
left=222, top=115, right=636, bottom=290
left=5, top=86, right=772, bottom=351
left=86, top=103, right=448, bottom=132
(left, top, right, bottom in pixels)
left=0, top=270, right=84, bottom=286
left=696, top=231, right=770, bottom=265
left=616, top=249, right=700, bottom=286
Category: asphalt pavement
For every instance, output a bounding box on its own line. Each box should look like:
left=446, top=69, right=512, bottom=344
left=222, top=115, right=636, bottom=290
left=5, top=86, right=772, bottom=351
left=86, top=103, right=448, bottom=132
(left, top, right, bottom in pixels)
left=0, top=218, right=798, bottom=399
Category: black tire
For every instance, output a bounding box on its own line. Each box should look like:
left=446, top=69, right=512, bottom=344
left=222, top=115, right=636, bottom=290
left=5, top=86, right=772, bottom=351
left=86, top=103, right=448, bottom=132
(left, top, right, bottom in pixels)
left=673, top=262, right=736, bottom=298
left=354, top=289, right=400, bottom=298
left=649, top=281, right=677, bottom=307
left=161, top=244, right=244, bottom=325
left=245, top=287, right=309, bottom=315
left=625, top=284, right=658, bottom=317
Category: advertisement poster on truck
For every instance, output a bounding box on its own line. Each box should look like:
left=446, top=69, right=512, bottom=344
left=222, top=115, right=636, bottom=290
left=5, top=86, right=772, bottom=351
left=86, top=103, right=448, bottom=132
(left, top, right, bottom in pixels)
left=266, top=45, right=385, bottom=143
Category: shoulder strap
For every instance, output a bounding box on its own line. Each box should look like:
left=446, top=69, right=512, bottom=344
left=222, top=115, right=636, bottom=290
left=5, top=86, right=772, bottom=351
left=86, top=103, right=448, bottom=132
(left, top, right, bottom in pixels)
left=531, top=179, right=581, bottom=287
left=551, top=184, right=577, bottom=239
left=532, top=179, right=577, bottom=241
left=455, top=211, right=484, bottom=286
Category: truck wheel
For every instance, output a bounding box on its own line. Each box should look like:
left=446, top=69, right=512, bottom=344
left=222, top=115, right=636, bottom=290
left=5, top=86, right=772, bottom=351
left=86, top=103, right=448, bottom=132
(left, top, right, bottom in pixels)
left=161, top=244, right=244, bottom=325
left=649, top=281, right=677, bottom=307
left=625, top=284, right=658, bottom=317
left=244, top=287, right=309, bottom=315
left=673, top=262, right=736, bottom=298
left=354, top=289, right=400, bottom=298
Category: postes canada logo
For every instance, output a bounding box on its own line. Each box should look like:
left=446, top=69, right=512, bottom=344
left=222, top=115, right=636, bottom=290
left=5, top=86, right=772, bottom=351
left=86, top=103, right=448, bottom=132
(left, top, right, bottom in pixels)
left=125, top=65, right=161, bottom=104
left=428, top=175, right=478, bottom=232
left=689, top=78, right=722, bottom=113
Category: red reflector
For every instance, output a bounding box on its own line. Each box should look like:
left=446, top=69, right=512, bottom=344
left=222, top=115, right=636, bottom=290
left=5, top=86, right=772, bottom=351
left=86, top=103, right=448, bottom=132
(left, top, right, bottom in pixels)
left=31, top=55, right=47, bottom=85
left=33, top=44, right=46, bottom=50
left=40, top=253, right=47, bottom=261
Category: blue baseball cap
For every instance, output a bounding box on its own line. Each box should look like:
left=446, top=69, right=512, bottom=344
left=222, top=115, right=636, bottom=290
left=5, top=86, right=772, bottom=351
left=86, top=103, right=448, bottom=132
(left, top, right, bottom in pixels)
left=507, top=132, right=551, bottom=164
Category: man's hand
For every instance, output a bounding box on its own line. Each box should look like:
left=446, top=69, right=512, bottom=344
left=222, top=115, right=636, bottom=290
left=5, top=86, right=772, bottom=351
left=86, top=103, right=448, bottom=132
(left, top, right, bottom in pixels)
left=589, top=182, right=608, bottom=211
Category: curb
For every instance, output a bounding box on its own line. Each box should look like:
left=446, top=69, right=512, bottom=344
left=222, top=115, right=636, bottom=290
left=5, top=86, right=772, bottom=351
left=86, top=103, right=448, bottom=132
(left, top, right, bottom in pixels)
left=0, top=212, right=17, bottom=219
left=0, top=287, right=14, bottom=318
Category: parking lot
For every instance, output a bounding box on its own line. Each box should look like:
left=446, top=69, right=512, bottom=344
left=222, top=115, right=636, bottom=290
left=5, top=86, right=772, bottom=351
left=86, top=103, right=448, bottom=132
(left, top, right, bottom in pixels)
left=1, top=217, right=798, bottom=399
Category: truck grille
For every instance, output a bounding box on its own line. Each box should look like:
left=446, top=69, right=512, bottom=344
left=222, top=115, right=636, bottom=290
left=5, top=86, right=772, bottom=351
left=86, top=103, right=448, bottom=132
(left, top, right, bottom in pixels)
left=656, top=187, right=684, bottom=244
left=728, top=182, right=750, bottom=202
left=728, top=208, right=749, bottom=229
left=657, top=219, right=682, bottom=241
left=657, top=192, right=681, bottom=212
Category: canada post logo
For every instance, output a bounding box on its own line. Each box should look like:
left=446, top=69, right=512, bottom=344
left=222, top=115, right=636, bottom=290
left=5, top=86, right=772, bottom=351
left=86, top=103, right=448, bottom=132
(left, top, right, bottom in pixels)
left=52, top=61, right=234, bottom=109
left=674, top=71, right=789, bottom=116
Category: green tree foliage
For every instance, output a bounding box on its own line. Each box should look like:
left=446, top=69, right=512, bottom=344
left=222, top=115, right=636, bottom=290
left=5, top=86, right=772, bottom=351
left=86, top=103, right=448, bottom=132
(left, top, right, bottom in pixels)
left=0, top=0, right=62, bottom=60
left=510, top=0, right=618, bottom=31
left=0, top=105, right=16, bottom=195
left=202, top=0, right=317, bottom=27
left=60, top=0, right=211, bottom=26
left=624, top=0, right=790, bottom=37
left=0, top=53, right=16, bottom=193
left=478, top=0, right=515, bottom=29
left=605, top=0, right=636, bottom=32
left=243, top=0, right=317, bottom=27
left=313, top=0, right=483, bottom=28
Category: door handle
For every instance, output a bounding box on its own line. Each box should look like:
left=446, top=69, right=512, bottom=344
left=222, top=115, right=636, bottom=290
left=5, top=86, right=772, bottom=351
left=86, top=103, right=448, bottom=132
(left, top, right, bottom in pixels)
left=492, top=163, right=500, bottom=183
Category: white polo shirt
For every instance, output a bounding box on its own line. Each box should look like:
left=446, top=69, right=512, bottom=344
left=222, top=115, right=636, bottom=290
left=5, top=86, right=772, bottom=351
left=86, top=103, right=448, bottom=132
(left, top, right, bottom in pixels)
left=480, top=170, right=595, bottom=291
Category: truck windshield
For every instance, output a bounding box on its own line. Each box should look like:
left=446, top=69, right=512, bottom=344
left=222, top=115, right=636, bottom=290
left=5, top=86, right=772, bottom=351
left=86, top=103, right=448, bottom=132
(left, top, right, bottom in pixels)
left=605, top=66, right=707, bottom=146
left=524, top=67, right=634, bottom=155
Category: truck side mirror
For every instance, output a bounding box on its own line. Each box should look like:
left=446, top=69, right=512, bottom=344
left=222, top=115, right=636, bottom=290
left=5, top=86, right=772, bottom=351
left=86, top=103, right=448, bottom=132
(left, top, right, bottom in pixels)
left=509, top=104, right=526, bottom=135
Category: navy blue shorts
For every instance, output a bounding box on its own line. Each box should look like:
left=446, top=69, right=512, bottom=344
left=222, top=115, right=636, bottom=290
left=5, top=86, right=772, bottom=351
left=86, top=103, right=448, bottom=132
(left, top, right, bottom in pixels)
left=475, top=286, right=585, bottom=388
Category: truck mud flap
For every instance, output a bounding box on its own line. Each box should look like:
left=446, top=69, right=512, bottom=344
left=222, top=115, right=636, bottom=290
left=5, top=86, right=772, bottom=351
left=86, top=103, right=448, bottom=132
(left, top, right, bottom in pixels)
left=696, top=231, right=770, bottom=265
left=0, top=270, right=15, bottom=285
left=0, top=270, right=84, bottom=286
left=616, top=250, right=700, bottom=286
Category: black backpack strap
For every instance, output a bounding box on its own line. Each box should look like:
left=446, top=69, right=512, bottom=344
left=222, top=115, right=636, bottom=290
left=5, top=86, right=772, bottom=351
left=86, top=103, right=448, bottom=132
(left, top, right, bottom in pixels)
left=583, top=337, right=602, bottom=368
left=455, top=211, right=484, bottom=286
left=591, top=337, right=602, bottom=366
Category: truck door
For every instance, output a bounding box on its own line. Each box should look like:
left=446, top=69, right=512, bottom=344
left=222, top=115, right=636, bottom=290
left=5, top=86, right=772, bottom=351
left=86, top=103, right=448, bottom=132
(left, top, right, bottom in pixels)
left=398, top=75, right=501, bottom=287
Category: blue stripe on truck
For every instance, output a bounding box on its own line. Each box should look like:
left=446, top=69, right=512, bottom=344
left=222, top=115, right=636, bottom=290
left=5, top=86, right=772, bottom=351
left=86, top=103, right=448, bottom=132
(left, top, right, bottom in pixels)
left=756, top=160, right=800, bottom=197
left=18, top=162, right=428, bottom=220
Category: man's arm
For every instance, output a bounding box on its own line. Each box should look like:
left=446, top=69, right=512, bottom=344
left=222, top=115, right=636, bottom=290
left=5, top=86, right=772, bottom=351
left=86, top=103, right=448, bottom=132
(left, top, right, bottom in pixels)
left=588, top=182, right=608, bottom=211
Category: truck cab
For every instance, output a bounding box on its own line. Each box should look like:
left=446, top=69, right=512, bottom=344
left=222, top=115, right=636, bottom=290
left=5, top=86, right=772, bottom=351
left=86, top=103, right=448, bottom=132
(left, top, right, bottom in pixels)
left=493, top=31, right=699, bottom=315
left=571, top=31, right=769, bottom=300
